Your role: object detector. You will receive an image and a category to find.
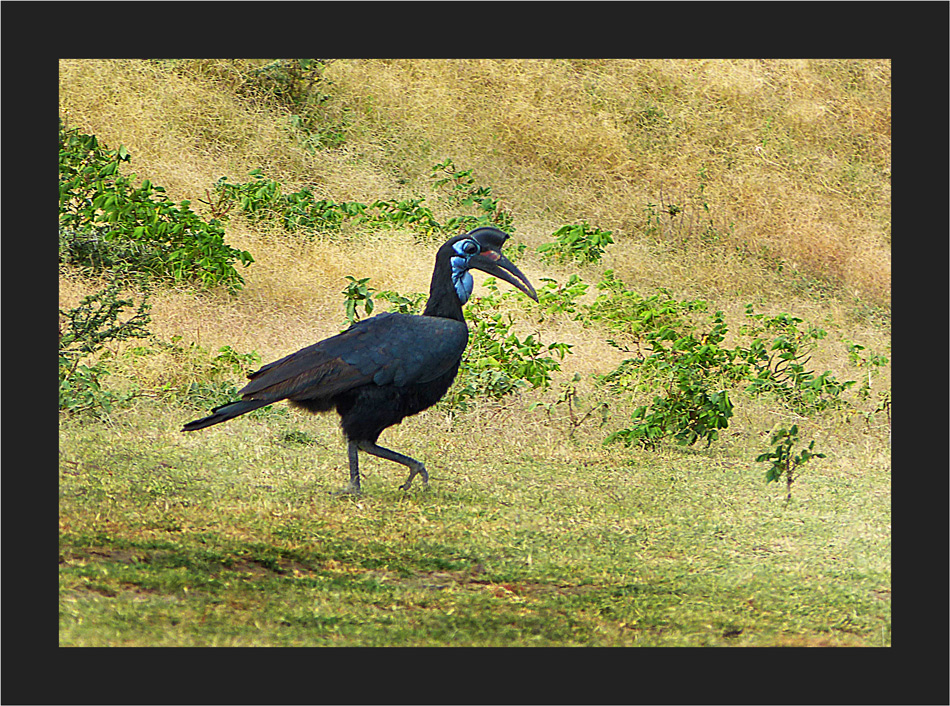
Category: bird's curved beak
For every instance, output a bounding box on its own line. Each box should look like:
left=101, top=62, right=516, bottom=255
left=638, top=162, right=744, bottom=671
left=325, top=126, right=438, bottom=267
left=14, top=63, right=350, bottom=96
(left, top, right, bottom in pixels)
left=469, top=249, right=538, bottom=302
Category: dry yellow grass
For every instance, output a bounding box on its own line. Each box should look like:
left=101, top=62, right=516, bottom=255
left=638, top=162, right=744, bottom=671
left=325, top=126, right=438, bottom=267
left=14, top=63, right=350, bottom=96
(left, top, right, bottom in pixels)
left=59, top=58, right=890, bottom=303
left=61, top=60, right=890, bottom=303
left=319, top=59, right=890, bottom=298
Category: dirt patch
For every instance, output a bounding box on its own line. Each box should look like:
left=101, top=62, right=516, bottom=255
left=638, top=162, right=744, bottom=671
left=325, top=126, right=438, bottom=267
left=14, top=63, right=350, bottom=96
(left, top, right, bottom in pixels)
left=390, top=567, right=598, bottom=599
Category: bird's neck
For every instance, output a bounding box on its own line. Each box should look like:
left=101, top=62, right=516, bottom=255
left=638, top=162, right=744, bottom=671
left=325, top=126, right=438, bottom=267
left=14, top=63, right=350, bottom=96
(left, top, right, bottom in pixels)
left=423, top=256, right=467, bottom=321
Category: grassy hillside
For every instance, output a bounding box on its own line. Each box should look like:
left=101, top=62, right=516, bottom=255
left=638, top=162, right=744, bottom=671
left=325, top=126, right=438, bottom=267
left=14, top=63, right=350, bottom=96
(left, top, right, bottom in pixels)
left=58, top=59, right=890, bottom=647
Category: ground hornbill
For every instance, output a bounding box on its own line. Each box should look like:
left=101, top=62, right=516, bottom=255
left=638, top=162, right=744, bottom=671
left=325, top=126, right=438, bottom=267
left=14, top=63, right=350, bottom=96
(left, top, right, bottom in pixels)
left=183, top=226, right=538, bottom=494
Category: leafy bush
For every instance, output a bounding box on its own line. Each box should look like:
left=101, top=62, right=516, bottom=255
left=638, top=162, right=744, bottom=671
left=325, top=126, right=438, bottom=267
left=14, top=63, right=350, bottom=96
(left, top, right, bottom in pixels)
left=603, top=310, right=738, bottom=448
left=533, top=275, right=589, bottom=320
left=587, top=271, right=708, bottom=354
left=208, top=154, right=533, bottom=249
left=738, top=307, right=855, bottom=414
left=216, top=170, right=445, bottom=239
left=591, top=275, right=884, bottom=454
left=755, top=425, right=825, bottom=502
left=844, top=339, right=889, bottom=401
left=59, top=123, right=254, bottom=293
left=214, top=170, right=366, bottom=234
left=212, top=156, right=515, bottom=241
left=537, top=222, right=613, bottom=264
left=376, top=290, right=427, bottom=316
left=430, top=159, right=515, bottom=234
left=367, top=197, right=442, bottom=237
left=463, top=267, right=887, bottom=454
left=341, top=275, right=376, bottom=327
left=446, top=281, right=571, bottom=410
left=245, top=59, right=333, bottom=111
left=242, top=59, right=347, bottom=151
left=59, top=283, right=152, bottom=416
left=215, top=160, right=520, bottom=241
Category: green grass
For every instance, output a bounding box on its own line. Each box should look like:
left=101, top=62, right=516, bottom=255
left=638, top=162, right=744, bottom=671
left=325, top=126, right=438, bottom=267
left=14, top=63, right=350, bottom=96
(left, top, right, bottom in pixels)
left=59, top=401, right=890, bottom=647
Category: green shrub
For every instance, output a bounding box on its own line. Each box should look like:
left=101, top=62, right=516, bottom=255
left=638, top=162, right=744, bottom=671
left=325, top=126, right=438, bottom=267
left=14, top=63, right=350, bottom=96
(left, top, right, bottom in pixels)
left=217, top=170, right=444, bottom=239
left=537, top=222, right=613, bottom=264
left=533, top=275, right=589, bottom=320
left=430, top=159, right=515, bottom=234
left=603, top=310, right=738, bottom=448
left=58, top=123, right=254, bottom=293
left=738, top=306, right=855, bottom=414
left=245, top=59, right=333, bottom=111
left=209, top=160, right=524, bottom=242
left=367, top=198, right=442, bottom=237
left=59, top=282, right=152, bottom=416
left=216, top=160, right=516, bottom=242
left=377, top=290, right=427, bottom=316
left=844, top=339, right=889, bottom=401
left=214, top=170, right=366, bottom=234
left=341, top=276, right=376, bottom=327
left=586, top=271, right=707, bottom=353
left=448, top=281, right=571, bottom=410
left=240, top=59, right=347, bottom=151
left=593, top=279, right=881, bottom=453
left=755, top=425, right=826, bottom=502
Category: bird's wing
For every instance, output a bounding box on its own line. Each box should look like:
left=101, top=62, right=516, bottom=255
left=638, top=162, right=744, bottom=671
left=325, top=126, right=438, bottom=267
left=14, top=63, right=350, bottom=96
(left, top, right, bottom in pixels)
left=238, top=313, right=468, bottom=403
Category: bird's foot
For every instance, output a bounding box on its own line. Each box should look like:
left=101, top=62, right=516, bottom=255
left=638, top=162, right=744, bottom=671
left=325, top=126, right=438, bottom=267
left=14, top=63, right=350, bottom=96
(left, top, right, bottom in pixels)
left=399, top=480, right=430, bottom=491
left=331, top=481, right=362, bottom=496
left=399, top=465, right=429, bottom=491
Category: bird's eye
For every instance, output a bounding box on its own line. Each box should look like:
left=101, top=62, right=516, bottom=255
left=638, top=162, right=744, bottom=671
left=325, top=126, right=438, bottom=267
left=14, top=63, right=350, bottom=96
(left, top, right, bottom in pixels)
left=454, top=239, right=480, bottom=258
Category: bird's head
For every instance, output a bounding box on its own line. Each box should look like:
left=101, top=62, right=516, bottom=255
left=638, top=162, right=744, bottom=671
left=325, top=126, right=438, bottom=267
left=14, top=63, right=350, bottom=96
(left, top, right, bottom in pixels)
left=440, top=227, right=538, bottom=306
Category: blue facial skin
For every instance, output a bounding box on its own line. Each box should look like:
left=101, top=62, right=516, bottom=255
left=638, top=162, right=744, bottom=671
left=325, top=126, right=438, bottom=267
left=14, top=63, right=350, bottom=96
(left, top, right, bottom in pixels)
left=450, top=239, right=479, bottom=304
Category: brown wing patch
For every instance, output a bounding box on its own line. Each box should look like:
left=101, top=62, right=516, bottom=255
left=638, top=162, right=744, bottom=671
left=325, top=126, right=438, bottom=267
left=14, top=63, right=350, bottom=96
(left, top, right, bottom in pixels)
left=239, top=355, right=372, bottom=403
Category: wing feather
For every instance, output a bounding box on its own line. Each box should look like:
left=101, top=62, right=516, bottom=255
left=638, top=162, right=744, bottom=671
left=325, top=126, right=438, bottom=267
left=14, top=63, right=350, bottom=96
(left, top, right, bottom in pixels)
left=237, top=313, right=468, bottom=403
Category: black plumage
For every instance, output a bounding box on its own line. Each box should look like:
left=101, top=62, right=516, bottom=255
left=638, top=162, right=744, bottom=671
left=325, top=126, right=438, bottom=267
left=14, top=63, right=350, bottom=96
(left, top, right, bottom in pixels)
left=183, top=227, right=537, bottom=494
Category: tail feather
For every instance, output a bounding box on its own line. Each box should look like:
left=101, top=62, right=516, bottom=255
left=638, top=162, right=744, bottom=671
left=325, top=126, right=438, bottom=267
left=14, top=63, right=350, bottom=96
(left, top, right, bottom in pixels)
left=182, top=399, right=270, bottom=432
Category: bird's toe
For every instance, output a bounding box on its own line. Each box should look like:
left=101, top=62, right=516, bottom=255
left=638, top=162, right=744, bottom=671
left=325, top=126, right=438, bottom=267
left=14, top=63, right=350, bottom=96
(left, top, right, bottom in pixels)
left=400, top=466, right=429, bottom=491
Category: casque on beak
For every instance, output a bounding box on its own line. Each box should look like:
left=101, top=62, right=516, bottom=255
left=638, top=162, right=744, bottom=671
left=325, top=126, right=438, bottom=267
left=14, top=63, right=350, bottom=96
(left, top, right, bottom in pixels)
left=465, top=227, right=538, bottom=301
left=469, top=249, right=538, bottom=301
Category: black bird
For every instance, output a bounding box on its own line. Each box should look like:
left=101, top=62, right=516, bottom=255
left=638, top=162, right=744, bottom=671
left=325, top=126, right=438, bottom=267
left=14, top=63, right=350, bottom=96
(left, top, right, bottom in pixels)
left=183, top=227, right=538, bottom=494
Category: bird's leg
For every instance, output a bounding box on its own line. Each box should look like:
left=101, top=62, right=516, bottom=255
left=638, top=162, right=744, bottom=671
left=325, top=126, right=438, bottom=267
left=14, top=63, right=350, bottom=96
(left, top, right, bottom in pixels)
left=355, top=440, right=429, bottom=491
left=332, top=439, right=362, bottom=495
